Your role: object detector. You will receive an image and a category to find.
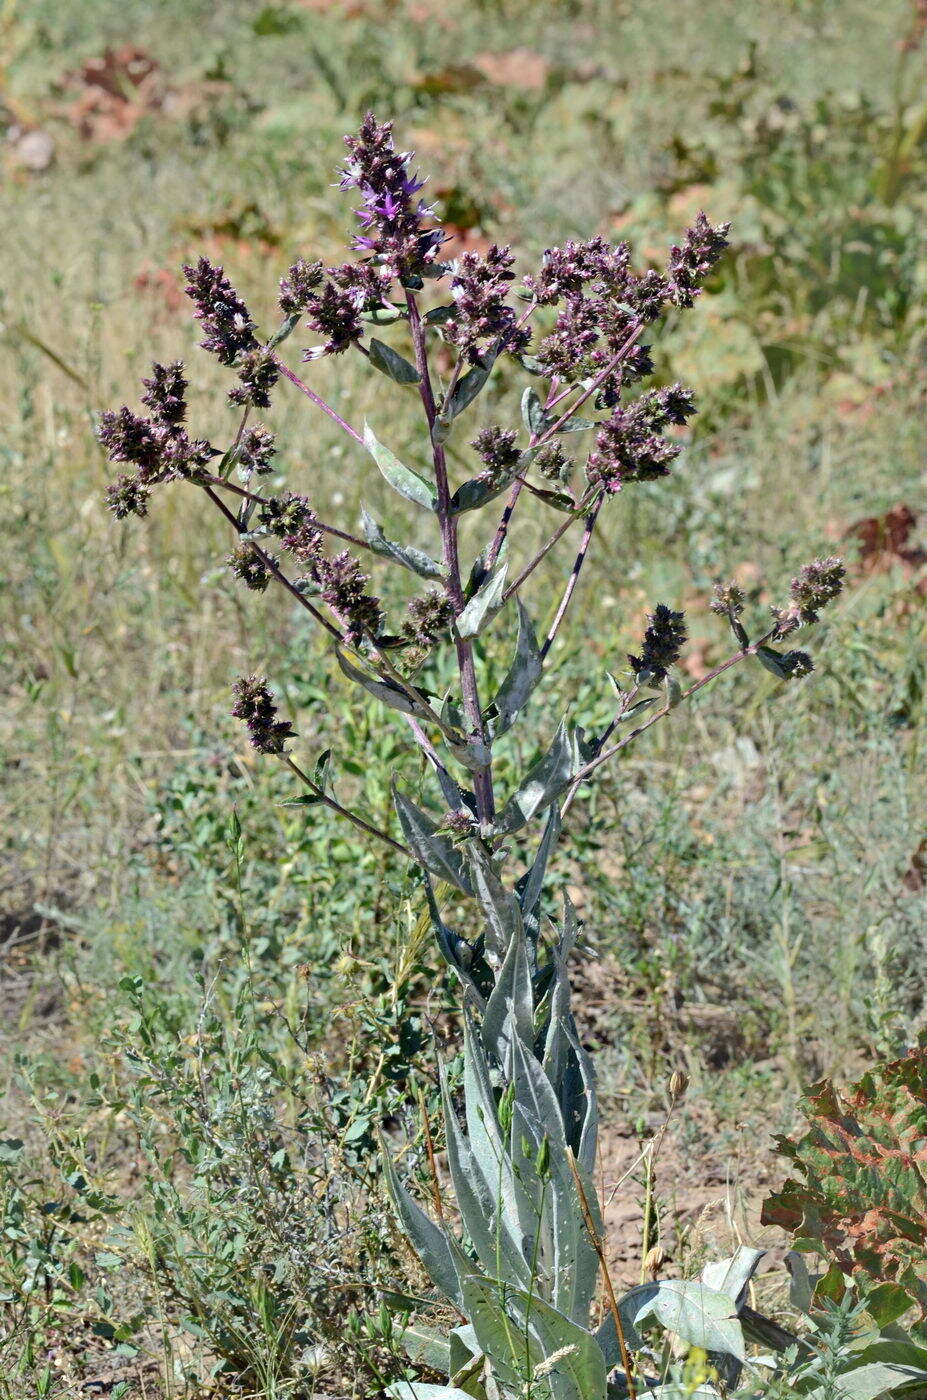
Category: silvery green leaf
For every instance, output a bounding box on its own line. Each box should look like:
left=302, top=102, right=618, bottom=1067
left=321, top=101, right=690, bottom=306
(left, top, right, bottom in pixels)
left=620, top=1280, right=745, bottom=1361
left=555, top=416, right=595, bottom=434
left=541, top=896, right=578, bottom=1091
left=497, top=721, right=579, bottom=835
left=447, top=737, right=493, bottom=773
left=517, top=806, right=561, bottom=939
left=700, top=1247, right=765, bottom=1308
left=456, top=562, right=508, bottom=640
left=462, top=1014, right=535, bottom=1252
left=266, top=312, right=300, bottom=348
left=460, top=1276, right=523, bottom=1387
left=528, top=485, right=576, bottom=513
left=388, top=1384, right=476, bottom=1400
left=450, top=474, right=514, bottom=516
left=361, top=304, right=405, bottom=325
left=440, top=1065, right=530, bottom=1287
left=360, top=506, right=443, bottom=579
left=665, top=676, right=683, bottom=709
left=492, top=601, right=543, bottom=738
left=482, top=924, right=533, bottom=1063
left=399, top=1322, right=453, bottom=1375
left=561, top=1017, right=598, bottom=1174
left=467, top=842, right=522, bottom=969
left=368, top=337, right=422, bottom=385
left=449, top=1323, right=482, bottom=1379
left=731, top=618, right=750, bottom=649
left=364, top=421, right=437, bottom=511
left=444, top=355, right=496, bottom=421
left=785, top=1250, right=814, bottom=1315
left=755, top=644, right=792, bottom=680
left=337, top=649, right=435, bottom=724
left=380, top=1139, right=467, bottom=1309
left=393, top=788, right=473, bottom=893
left=423, top=872, right=485, bottom=1010
left=425, top=304, right=456, bottom=325
left=522, top=386, right=547, bottom=436
left=808, top=1362, right=927, bottom=1400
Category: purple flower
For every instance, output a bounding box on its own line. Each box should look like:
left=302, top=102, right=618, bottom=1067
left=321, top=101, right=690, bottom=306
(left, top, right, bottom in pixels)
left=668, top=212, right=731, bottom=308
left=231, top=675, right=295, bottom=754
left=278, top=258, right=325, bottom=317
left=472, top=425, right=521, bottom=486
left=183, top=257, right=258, bottom=365
left=226, top=543, right=271, bottom=592
left=259, top=491, right=316, bottom=538
left=318, top=551, right=383, bottom=644
left=445, top=245, right=530, bottom=363
left=339, top=112, right=445, bottom=280
left=228, top=347, right=279, bottom=409
left=773, top=556, right=845, bottom=633
left=238, top=424, right=277, bottom=476
left=628, top=604, right=687, bottom=681
left=401, top=589, right=454, bottom=647
left=586, top=385, right=695, bottom=494
left=141, top=361, right=187, bottom=426
left=105, top=474, right=150, bottom=519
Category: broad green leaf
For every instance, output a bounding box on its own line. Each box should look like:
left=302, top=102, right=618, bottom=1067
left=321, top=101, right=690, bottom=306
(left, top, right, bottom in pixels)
left=812, top=1362, right=927, bottom=1400
left=496, top=722, right=579, bottom=835
left=492, top=601, right=543, bottom=738
left=464, top=1277, right=607, bottom=1400
left=393, top=788, right=474, bottom=893
left=620, top=1280, right=745, bottom=1361
left=700, top=1247, right=766, bottom=1306
left=364, top=421, right=437, bottom=511
left=360, top=506, right=443, bottom=579
left=368, top=337, right=422, bottom=385
left=388, top=1384, right=476, bottom=1400
left=517, top=806, right=562, bottom=938
left=755, top=644, right=792, bottom=679
left=456, top=562, right=508, bottom=640
left=459, top=1276, right=523, bottom=1387
left=422, top=872, right=485, bottom=1010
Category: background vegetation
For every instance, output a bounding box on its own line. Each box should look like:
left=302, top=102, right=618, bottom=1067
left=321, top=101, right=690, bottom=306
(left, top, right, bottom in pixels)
left=1, top=0, right=925, bottom=1393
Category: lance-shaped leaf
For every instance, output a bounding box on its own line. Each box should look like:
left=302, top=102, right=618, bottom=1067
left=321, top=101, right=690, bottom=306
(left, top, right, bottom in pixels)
left=380, top=1138, right=468, bottom=1310
left=497, top=722, right=580, bottom=835
left=439, top=1064, right=530, bottom=1288
left=517, top=806, right=561, bottom=942
left=522, top=386, right=548, bottom=436
left=467, top=841, right=523, bottom=969
left=462, top=1012, right=536, bottom=1256
left=337, top=648, right=436, bottom=725
left=393, top=787, right=474, bottom=893
left=492, top=601, right=543, bottom=738
left=364, top=421, right=437, bottom=511
left=464, top=1276, right=606, bottom=1400
left=443, top=355, right=497, bottom=421
left=808, top=1361, right=927, bottom=1400
left=456, top=561, right=508, bottom=640
left=422, top=872, right=485, bottom=1011
left=459, top=1276, right=524, bottom=1387
left=360, top=506, right=443, bottom=580
left=368, top=337, right=421, bottom=385
left=399, top=1322, right=453, bottom=1375
left=450, top=474, right=515, bottom=516
left=482, top=922, right=533, bottom=1063
left=388, top=1384, right=477, bottom=1400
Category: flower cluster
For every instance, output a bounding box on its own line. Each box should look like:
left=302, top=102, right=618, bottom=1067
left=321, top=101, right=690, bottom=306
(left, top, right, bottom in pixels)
left=523, top=236, right=632, bottom=306
left=226, top=543, right=271, bottom=592
left=472, top=425, right=521, bottom=486
left=259, top=491, right=316, bottom=539
left=709, top=581, right=746, bottom=618
left=318, top=552, right=383, bottom=645
left=628, top=604, right=687, bottom=682
left=238, top=424, right=277, bottom=477
left=773, top=556, right=846, bottom=633
left=402, top=589, right=454, bottom=648
left=231, top=675, right=295, bottom=754
left=586, top=384, right=696, bottom=494
left=100, top=361, right=216, bottom=517
left=668, top=211, right=731, bottom=309
left=445, top=245, right=530, bottom=364
left=183, top=257, right=278, bottom=407
left=533, top=441, right=574, bottom=485
left=278, top=258, right=324, bottom=317
left=339, top=112, right=445, bottom=280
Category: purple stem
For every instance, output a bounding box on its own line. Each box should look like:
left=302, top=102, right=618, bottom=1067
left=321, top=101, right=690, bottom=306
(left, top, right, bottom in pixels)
left=274, top=358, right=364, bottom=445
left=405, top=290, right=495, bottom=823
left=539, top=492, right=604, bottom=661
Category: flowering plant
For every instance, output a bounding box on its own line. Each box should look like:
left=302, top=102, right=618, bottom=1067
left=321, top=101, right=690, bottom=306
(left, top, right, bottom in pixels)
left=100, top=115, right=873, bottom=1399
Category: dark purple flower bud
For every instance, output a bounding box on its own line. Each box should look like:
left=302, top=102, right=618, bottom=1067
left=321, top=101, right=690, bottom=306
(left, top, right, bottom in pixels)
left=401, top=589, right=454, bottom=648
left=472, top=425, right=521, bottom=485
left=628, top=604, right=687, bottom=682
left=141, top=361, right=187, bottom=426
left=183, top=256, right=258, bottom=365
left=436, top=808, right=475, bottom=842
left=105, top=474, right=150, bottom=519
left=318, top=551, right=383, bottom=644
left=157, top=429, right=217, bottom=477
left=523, top=237, right=631, bottom=306
left=231, top=675, right=295, bottom=754
left=446, top=245, right=530, bottom=363
left=667, top=212, right=731, bottom=309
left=625, top=269, right=670, bottom=323
left=709, top=581, right=746, bottom=618
left=278, top=258, right=325, bottom=317
left=773, top=555, right=845, bottom=632
left=228, top=347, right=279, bottom=409
left=98, top=407, right=162, bottom=474
left=533, top=441, right=574, bottom=485
left=340, top=112, right=445, bottom=280
left=301, top=280, right=364, bottom=358
left=226, top=543, right=271, bottom=592
left=281, top=518, right=323, bottom=567
left=782, top=650, right=814, bottom=679
left=238, top=424, right=277, bottom=476
left=259, top=491, right=316, bottom=538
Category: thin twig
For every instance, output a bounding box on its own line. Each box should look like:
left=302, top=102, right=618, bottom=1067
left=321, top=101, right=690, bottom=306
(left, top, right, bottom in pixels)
left=416, top=1081, right=446, bottom=1224
left=201, top=473, right=376, bottom=555
left=274, top=358, right=364, bottom=445
left=282, top=756, right=411, bottom=859
left=540, top=492, right=604, bottom=660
